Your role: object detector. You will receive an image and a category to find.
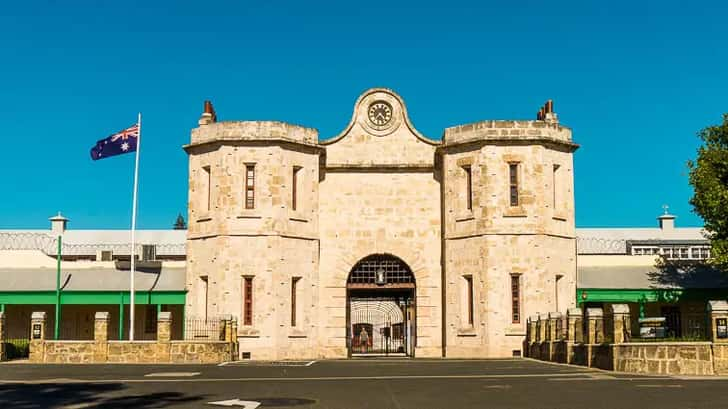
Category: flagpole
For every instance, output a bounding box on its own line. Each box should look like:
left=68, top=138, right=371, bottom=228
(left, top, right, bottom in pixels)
left=129, top=112, right=142, bottom=341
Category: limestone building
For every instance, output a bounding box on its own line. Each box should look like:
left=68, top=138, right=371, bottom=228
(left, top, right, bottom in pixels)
left=183, top=88, right=579, bottom=359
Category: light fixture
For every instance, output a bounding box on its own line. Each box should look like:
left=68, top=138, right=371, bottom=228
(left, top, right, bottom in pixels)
left=375, top=268, right=386, bottom=285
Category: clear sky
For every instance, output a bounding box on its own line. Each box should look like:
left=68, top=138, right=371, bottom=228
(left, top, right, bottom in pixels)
left=1, top=0, right=725, bottom=229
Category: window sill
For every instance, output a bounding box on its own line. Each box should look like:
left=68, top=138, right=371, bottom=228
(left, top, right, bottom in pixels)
left=196, top=215, right=212, bottom=222
left=455, top=213, right=475, bottom=222
left=552, top=213, right=568, bottom=221
left=289, top=214, right=309, bottom=223
left=288, top=329, right=308, bottom=338
left=503, top=207, right=527, bottom=218
left=505, top=327, right=526, bottom=336
left=238, top=327, right=261, bottom=337
left=457, top=327, right=478, bottom=337
left=237, top=213, right=262, bottom=219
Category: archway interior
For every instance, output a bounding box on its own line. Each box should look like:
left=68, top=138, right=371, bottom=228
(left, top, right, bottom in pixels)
left=346, top=254, right=416, bottom=357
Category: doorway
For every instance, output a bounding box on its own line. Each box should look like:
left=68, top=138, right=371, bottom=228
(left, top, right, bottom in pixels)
left=345, top=254, right=416, bottom=357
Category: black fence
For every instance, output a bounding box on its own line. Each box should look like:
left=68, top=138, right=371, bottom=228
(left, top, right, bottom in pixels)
left=183, top=317, right=228, bottom=341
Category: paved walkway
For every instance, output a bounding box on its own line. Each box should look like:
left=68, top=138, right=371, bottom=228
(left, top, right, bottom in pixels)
left=0, top=358, right=725, bottom=408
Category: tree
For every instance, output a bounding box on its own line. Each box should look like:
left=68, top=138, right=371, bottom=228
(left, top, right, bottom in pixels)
left=688, top=113, right=728, bottom=269
left=173, top=213, right=187, bottom=230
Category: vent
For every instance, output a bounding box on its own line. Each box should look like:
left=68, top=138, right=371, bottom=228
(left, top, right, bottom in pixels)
left=241, top=352, right=251, bottom=359
left=99, top=250, right=113, bottom=261
left=142, top=245, right=156, bottom=261
left=512, top=349, right=521, bottom=357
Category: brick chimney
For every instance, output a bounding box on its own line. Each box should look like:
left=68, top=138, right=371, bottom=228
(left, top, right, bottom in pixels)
left=199, top=100, right=217, bottom=126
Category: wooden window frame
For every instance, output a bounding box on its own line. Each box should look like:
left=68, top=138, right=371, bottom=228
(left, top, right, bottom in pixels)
left=202, top=166, right=211, bottom=211
left=292, top=166, right=302, bottom=211
left=465, top=275, right=474, bottom=326
left=243, top=276, right=253, bottom=326
left=509, top=163, right=519, bottom=207
left=552, top=164, right=560, bottom=209
left=463, top=165, right=472, bottom=211
left=291, top=276, right=301, bottom=327
left=245, top=164, right=255, bottom=210
left=511, top=274, right=521, bottom=324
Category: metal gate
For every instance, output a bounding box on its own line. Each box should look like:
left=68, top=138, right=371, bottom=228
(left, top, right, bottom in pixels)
left=348, top=296, right=415, bottom=356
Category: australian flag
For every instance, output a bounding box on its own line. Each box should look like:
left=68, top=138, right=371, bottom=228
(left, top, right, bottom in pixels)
left=90, top=124, right=139, bottom=160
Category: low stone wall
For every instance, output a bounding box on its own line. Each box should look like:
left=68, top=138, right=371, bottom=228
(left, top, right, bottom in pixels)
left=589, top=344, right=613, bottom=370
left=170, top=342, right=234, bottom=364
left=613, top=343, right=714, bottom=376
left=712, top=344, right=728, bottom=375
left=33, top=341, right=96, bottom=364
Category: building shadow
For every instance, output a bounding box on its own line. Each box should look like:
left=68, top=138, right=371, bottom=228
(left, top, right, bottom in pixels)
left=647, top=258, right=728, bottom=293
left=0, top=382, right=207, bottom=409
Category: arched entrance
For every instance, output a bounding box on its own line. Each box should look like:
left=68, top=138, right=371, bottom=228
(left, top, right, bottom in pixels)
left=346, top=254, right=416, bottom=357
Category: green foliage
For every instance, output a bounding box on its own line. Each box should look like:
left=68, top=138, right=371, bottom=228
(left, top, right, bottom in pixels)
left=4, top=340, right=30, bottom=359
left=688, top=114, right=728, bottom=269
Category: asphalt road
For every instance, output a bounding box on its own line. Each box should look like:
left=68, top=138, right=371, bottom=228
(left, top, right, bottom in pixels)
left=0, top=358, right=726, bottom=409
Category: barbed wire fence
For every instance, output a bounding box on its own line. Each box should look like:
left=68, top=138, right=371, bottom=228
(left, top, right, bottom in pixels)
left=0, top=232, right=185, bottom=256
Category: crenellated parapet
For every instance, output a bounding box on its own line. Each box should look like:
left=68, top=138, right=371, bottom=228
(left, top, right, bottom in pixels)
left=442, top=120, right=577, bottom=151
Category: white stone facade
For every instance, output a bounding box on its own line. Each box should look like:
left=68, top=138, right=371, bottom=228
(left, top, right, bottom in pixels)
left=184, top=88, right=578, bottom=359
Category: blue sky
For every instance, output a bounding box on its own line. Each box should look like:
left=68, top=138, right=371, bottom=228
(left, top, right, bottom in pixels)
left=1, top=0, right=725, bottom=229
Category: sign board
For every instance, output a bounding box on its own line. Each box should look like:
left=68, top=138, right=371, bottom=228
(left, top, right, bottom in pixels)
left=32, top=323, right=42, bottom=339
left=717, top=318, right=728, bottom=339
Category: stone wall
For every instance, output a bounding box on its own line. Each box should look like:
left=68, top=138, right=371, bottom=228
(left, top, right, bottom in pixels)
left=711, top=344, right=728, bottom=375
left=613, top=343, right=713, bottom=376
left=28, top=311, right=236, bottom=364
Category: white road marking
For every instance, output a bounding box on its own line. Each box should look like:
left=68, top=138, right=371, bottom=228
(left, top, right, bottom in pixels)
left=207, top=399, right=261, bottom=407
left=144, top=372, right=200, bottom=377
left=0, top=372, right=592, bottom=384
left=636, top=384, right=683, bottom=388
left=220, top=360, right=317, bottom=367
left=483, top=384, right=512, bottom=389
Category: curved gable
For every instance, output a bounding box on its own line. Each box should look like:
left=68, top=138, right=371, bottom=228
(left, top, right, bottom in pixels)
left=322, top=88, right=439, bottom=168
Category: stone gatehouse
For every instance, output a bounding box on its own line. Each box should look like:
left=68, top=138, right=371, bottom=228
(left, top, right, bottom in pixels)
left=183, top=88, right=578, bottom=360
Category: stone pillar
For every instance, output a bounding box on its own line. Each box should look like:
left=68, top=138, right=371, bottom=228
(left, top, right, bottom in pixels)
left=537, top=314, right=547, bottom=343
left=567, top=308, right=583, bottom=343
left=610, top=304, right=631, bottom=344
left=527, top=315, right=539, bottom=358
left=585, top=308, right=604, bottom=344
left=157, top=312, right=172, bottom=343
left=29, top=312, right=47, bottom=363
left=709, top=300, right=728, bottom=343
left=0, top=312, right=5, bottom=362
left=93, top=312, right=110, bottom=363
left=222, top=315, right=233, bottom=343
left=547, top=312, right=562, bottom=361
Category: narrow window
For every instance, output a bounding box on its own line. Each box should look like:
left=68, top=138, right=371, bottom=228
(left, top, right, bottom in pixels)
left=292, top=166, right=301, bottom=211
left=243, top=277, right=253, bottom=326
left=509, top=163, right=519, bottom=207
left=202, top=166, right=211, bottom=211
left=201, top=276, right=209, bottom=320
left=245, top=164, right=255, bottom=209
left=463, top=165, right=472, bottom=211
left=291, top=277, right=301, bottom=327
left=552, top=164, right=560, bottom=209
left=555, top=274, right=563, bottom=311
left=511, top=274, right=521, bottom=324
left=465, top=275, right=474, bottom=326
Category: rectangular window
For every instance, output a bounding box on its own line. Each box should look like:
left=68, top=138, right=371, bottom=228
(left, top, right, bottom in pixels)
left=291, top=277, right=301, bottom=327
left=509, top=163, right=519, bottom=207
left=100, top=250, right=113, bottom=261
left=463, top=165, right=472, bottom=211
left=202, top=166, right=211, bottom=211
left=465, top=275, right=474, bottom=326
left=555, top=274, right=563, bottom=311
left=245, top=164, right=255, bottom=209
left=552, top=164, right=560, bottom=209
left=201, top=276, right=209, bottom=320
left=292, top=166, right=301, bottom=211
left=141, top=244, right=156, bottom=261
left=511, top=274, right=521, bottom=324
left=243, top=277, right=253, bottom=326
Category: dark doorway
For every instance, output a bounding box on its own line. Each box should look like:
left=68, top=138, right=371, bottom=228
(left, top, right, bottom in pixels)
left=346, top=254, right=416, bottom=357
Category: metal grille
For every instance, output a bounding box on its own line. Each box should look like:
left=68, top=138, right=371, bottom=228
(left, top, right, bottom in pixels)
left=348, top=254, right=415, bottom=285
left=184, top=316, right=225, bottom=341
left=349, top=297, right=414, bottom=356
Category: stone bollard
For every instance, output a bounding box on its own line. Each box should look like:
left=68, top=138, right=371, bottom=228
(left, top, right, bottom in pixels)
left=0, top=312, right=5, bottom=361
left=708, top=300, right=728, bottom=343
left=567, top=308, right=583, bottom=343
left=537, top=314, right=547, bottom=343
left=157, top=312, right=172, bottom=343
left=93, top=312, right=110, bottom=362
left=528, top=315, right=539, bottom=358
left=29, top=312, right=47, bottom=363
left=610, top=304, right=631, bottom=344
left=548, top=312, right=562, bottom=362
left=585, top=308, right=604, bottom=344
